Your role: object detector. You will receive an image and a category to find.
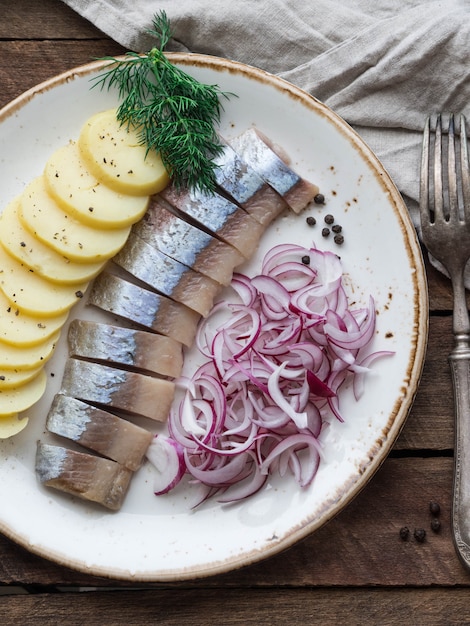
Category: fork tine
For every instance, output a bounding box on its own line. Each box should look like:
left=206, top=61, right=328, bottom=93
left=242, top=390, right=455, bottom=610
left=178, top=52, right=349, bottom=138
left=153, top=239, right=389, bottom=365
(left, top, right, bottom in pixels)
left=447, top=114, right=460, bottom=222
left=419, top=116, right=430, bottom=220
left=460, top=114, right=470, bottom=217
left=434, top=114, right=445, bottom=222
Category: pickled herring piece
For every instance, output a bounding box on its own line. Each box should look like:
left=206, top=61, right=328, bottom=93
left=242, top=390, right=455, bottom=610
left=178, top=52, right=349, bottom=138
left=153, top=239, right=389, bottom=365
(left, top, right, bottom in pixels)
left=113, top=232, right=220, bottom=317
left=160, top=185, right=265, bottom=259
left=36, top=442, right=132, bottom=511
left=133, top=198, right=245, bottom=286
left=88, top=272, right=200, bottom=347
left=46, top=394, right=153, bottom=471
left=60, top=358, right=175, bottom=422
left=213, top=140, right=287, bottom=226
left=229, top=128, right=319, bottom=213
left=68, top=319, right=183, bottom=378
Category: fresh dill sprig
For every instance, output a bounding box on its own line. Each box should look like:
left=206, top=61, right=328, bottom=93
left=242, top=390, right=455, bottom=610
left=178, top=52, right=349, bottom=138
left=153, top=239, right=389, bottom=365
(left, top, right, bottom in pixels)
left=92, top=11, right=231, bottom=193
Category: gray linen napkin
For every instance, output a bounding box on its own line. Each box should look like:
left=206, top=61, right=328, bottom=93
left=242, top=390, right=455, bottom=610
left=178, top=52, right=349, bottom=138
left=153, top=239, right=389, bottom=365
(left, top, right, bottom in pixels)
left=62, top=0, right=470, bottom=274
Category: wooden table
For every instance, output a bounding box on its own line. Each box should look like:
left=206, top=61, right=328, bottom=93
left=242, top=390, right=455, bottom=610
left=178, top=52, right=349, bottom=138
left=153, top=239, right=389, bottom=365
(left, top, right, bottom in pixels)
left=1, top=1, right=470, bottom=623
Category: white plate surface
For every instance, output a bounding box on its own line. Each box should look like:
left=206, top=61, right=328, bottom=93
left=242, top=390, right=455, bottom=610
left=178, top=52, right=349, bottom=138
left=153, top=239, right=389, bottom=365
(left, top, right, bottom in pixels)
left=0, top=54, right=428, bottom=581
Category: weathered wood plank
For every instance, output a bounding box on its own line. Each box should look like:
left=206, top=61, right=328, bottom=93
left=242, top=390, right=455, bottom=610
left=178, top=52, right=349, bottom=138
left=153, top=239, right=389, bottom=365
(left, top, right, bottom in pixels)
left=0, top=0, right=102, bottom=39
left=395, top=315, right=454, bottom=450
left=1, top=587, right=470, bottom=625
left=0, top=40, right=125, bottom=108
left=0, top=458, right=468, bottom=587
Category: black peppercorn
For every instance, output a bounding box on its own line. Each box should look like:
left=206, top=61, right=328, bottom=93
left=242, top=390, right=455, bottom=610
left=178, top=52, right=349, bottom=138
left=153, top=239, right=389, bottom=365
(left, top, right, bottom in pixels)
left=399, top=526, right=410, bottom=541
left=314, top=193, right=325, bottom=205
left=324, top=214, right=334, bottom=224
left=429, top=501, right=441, bottom=516
left=414, top=528, right=426, bottom=543
left=321, top=227, right=330, bottom=237
left=334, top=234, right=344, bottom=245
left=306, top=216, right=316, bottom=226
left=431, top=518, right=441, bottom=533
left=301, top=255, right=310, bottom=265
left=332, top=224, right=342, bottom=234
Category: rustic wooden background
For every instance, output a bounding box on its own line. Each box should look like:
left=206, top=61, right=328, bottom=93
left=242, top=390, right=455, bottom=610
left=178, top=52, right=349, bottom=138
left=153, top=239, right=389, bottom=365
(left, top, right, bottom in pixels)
left=1, top=1, right=470, bottom=623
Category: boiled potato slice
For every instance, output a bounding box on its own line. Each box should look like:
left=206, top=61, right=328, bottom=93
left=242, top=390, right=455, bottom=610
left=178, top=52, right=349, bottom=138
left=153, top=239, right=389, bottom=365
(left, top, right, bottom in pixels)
left=19, top=177, right=131, bottom=263
left=44, top=141, right=150, bottom=229
left=0, top=287, right=67, bottom=348
left=0, top=413, right=29, bottom=439
left=0, top=331, right=59, bottom=371
left=0, top=243, right=88, bottom=317
left=0, top=197, right=105, bottom=284
left=0, top=366, right=43, bottom=390
left=78, top=109, right=170, bottom=196
left=0, top=369, right=46, bottom=414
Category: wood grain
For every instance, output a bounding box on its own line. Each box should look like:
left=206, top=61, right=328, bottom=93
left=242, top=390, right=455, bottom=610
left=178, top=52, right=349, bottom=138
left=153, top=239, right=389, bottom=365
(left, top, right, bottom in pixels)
left=395, top=316, right=454, bottom=450
left=0, top=0, right=103, bottom=39
left=2, top=587, right=470, bottom=625
left=0, top=41, right=125, bottom=108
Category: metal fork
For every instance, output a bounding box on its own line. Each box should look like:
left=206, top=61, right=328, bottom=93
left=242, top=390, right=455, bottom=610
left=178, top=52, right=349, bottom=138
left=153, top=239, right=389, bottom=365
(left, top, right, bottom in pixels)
left=420, top=113, right=470, bottom=568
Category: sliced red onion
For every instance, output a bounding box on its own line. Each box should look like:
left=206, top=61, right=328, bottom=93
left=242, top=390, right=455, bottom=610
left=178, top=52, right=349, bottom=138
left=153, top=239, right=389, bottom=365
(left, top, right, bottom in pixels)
left=259, top=433, right=322, bottom=488
left=146, top=434, right=186, bottom=495
left=146, top=242, right=394, bottom=504
left=306, top=370, right=336, bottom=398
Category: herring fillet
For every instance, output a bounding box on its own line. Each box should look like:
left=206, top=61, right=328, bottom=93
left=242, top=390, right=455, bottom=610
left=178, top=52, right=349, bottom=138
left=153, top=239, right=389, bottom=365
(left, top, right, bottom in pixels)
left=113, top=232, right=220, bottom=317
left=213, top=140, right=287, bottom=226
left=229, top=128, right=320, bottom=213
left=60, top=358, right=175, bottom=422
left=68, top=319, right=183, bottom=378
left=159, top=185, right=265, bottom=259
left=36, top=442, right=132, bottom=511
left=133, top=197, right=245, bottom=286
left=46, top=394, right=153, bottom=471
left=88, top=271, right=200, bottom=347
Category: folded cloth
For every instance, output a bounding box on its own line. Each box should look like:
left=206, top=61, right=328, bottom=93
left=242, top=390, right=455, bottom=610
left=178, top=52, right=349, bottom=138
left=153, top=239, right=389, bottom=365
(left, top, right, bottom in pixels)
left=62, top=0, right=470, bottom=276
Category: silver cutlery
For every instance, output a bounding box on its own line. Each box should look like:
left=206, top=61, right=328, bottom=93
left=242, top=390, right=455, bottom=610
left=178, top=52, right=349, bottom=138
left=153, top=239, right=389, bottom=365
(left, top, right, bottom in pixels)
left=420, top=113, right=470, bottom=568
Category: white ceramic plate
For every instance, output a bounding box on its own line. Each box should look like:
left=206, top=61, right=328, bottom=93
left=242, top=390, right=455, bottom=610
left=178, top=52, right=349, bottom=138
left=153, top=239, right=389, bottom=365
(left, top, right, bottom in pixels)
left=0, top=54, right=427, bottom=581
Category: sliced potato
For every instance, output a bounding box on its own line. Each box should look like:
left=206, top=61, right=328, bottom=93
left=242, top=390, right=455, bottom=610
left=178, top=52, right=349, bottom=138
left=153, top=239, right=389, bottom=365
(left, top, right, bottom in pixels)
left=0, top=366, right=43, bottom=390
left=0, top=243, right=88, bottom=317
left=0, top=413, right=29, bottom=439
left=0, top=369, right=47, bottom=414
left=44, top=141, right=150, bottom=229
left=19, top=177, right=131, bottom=263
left=0, top=331, right=59, bottom=371
left=78, top=109, right=170, bottom=196
left=0, top=285, right=68, bottom=348
left=0, top=197, right=105, bottom=284
left=0, top=286, right=68, bottom=348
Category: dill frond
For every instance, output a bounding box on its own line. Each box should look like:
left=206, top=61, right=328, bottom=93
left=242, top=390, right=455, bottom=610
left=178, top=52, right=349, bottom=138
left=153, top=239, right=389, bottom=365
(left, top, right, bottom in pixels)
left=92, top=11, right=231, bottom=193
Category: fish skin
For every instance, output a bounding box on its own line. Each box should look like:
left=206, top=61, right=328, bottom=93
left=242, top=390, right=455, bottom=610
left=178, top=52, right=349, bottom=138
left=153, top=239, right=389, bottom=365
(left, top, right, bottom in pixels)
left=68, top=319, right=183, bottom=378
left=160, top=185, right=265, bottom=259
left=88, top=271, right=200, bottom=347
left=60, top=358, right=175, bottom=422
left=46, top=394, right=153, bottom=471
left=213, top=139, right=287, bottom=226
left=133, top=198, right=245, bottom=286
left=229, top=128, right=320, bottom=213
left=35, top=441, right=132, bottom=511
left=113, top=232, right=221, bottom=317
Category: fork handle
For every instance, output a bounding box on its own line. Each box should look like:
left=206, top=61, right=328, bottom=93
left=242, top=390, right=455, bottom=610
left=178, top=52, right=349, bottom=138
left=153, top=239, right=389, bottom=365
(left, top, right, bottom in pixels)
left=450, top=346, right=470, bottom=567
